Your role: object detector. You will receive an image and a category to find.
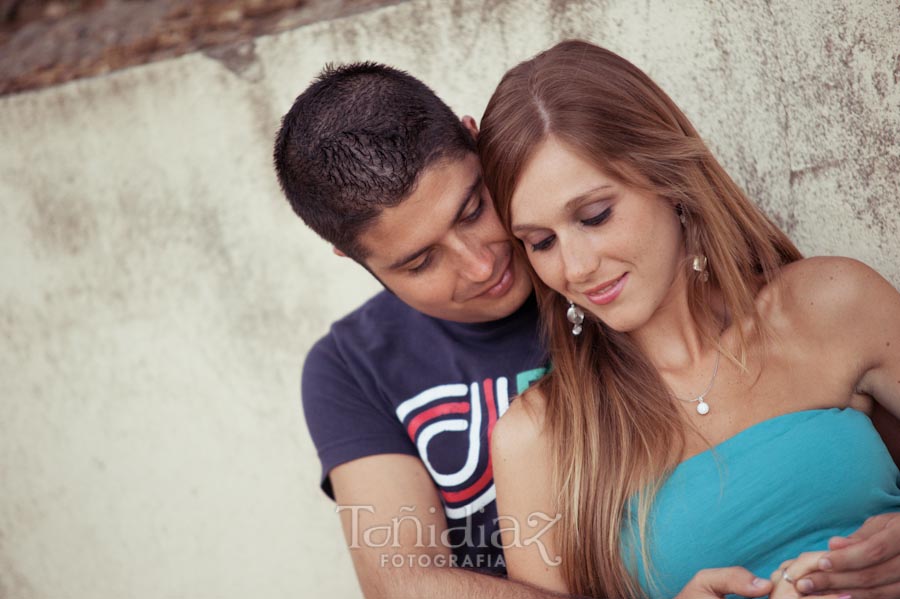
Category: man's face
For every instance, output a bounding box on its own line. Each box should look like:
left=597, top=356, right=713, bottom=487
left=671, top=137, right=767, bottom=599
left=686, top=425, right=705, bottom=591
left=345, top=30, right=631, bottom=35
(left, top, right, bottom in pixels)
left=357, top=152, right=533, bottom=323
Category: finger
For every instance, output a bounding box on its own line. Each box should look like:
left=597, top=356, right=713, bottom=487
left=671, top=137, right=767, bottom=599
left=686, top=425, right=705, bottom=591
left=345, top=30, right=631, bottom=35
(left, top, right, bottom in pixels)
left=686, top=567, right=772, bottom=598
left=845, top=514, right=894, bottom=543
left=824, top=520, right=900, bottom=572
left=772, top=560, right=795, bottom=583
left=773, top=552, right=826, bottom=585
left=829, top=536, right=861, bottom=551
left=796, top=580, right=900, bottom=599
left=828, top=514, right=897, bottom=556
left=797, top=554, right=900, bottom=594
left=770, top=552, right=828, bottom=598
left=771, top=591, right=849, bottom=599
left=779, top=558, right=796, bottom=571
left=771, top=565, right=846, bottom=599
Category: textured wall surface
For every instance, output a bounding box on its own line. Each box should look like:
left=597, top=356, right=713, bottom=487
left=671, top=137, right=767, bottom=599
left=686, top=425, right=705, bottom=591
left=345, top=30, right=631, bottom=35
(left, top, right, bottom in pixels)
left=1, top=1, right=898, bottom=598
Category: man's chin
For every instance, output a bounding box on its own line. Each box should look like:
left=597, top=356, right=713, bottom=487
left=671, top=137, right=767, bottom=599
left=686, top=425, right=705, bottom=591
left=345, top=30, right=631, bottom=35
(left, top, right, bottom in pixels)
left=467, top=279, right=533, bottom=323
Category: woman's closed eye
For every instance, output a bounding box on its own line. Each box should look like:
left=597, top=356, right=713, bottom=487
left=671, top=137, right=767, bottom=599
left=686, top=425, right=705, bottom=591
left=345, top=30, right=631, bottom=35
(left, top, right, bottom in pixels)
left=580, top=206, right=612, bottom=227
left=529, top=235, right=556, bottom=252
left=524, top=206, right=612, bottom=252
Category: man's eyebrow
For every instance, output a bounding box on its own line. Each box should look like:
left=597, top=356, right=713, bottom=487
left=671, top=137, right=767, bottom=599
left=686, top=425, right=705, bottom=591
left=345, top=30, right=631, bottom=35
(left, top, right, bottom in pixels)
left=512, top=184, right=612, bottom=234
left=387, top=173, right=483, bottom=270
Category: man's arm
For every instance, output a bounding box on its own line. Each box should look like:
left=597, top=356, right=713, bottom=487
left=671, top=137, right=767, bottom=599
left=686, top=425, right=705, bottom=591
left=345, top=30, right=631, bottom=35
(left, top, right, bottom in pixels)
left=330, top=453, right=578, bottom=599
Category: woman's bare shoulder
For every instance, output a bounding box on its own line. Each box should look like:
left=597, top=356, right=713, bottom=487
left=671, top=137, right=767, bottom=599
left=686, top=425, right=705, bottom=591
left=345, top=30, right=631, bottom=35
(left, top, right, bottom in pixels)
left=762, top=256, right=891, bottom=334
left=491, top=386, right=550, bottom=460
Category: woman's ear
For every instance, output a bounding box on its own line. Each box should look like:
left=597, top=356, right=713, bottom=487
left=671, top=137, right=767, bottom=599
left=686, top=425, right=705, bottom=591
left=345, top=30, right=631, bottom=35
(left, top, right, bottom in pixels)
left=332, top=246, right=347, bottom=257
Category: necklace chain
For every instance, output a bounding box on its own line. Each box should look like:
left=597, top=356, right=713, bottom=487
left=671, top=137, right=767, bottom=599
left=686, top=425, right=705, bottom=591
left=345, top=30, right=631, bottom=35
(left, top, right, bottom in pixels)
left=673, top=349, right=721, bottom=415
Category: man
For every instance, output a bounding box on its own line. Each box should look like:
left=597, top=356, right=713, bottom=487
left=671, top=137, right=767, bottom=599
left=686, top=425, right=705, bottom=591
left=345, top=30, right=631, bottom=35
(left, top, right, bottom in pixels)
left=274, top=62, right=900, bottom=599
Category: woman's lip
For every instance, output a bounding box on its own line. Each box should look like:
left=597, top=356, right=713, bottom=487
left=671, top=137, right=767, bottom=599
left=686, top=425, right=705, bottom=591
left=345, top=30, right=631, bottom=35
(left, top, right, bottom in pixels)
left=584, top=273, right=627, bottom=305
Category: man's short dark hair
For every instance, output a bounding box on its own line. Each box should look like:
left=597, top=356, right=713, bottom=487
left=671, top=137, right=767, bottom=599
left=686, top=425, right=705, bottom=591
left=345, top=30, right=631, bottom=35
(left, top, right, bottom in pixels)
left=273, top=62, right=476, bottom=261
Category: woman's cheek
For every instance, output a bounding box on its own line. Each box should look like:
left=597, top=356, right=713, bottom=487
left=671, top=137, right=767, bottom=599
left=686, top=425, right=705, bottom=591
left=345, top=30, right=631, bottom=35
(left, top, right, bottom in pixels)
left=533, top=256, right=565, bottom=294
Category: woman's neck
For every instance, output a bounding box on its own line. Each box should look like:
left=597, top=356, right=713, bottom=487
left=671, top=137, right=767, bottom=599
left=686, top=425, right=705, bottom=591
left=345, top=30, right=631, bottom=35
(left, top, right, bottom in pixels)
left=630, top=274, right=726, bottom=373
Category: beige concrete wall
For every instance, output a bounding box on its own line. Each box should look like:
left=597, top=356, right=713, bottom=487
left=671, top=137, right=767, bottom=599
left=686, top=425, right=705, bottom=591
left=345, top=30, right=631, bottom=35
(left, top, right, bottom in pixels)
left=1, top=1, right=898, bottom=598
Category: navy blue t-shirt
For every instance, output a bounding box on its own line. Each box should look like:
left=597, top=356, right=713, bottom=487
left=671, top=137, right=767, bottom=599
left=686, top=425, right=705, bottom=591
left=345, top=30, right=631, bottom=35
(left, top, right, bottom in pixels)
left=302, top=291, right=547, bottom=574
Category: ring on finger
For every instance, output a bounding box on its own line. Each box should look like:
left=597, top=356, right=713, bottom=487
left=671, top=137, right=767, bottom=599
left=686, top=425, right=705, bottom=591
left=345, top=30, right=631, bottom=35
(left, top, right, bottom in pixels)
left=782, top=570, right=795, bottom=584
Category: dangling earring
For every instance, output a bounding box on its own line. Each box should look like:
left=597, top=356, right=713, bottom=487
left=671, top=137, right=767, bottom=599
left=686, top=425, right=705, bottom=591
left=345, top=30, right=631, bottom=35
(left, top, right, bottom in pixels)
left=692, top=255, right=709, bottom=283
left=679, top=204, right=708, bottom=282
left=566, top=300, right=584, bottom=336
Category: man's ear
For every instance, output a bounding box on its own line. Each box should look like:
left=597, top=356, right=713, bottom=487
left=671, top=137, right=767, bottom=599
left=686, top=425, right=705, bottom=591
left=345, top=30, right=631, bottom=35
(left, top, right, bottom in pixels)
left=461, top=115, right=479, bottom=140
left=332, top=246, right=347, bottom=257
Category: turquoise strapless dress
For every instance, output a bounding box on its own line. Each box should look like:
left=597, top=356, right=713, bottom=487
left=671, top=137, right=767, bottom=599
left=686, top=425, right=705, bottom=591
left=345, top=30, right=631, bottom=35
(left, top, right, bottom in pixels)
left=622, top=408, right=900, bottom=599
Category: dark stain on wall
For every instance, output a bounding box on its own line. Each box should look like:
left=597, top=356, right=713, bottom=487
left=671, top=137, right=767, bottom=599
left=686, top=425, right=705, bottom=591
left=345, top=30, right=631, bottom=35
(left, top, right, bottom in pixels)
left=479, top=0, right=511, bottom=17
left=851, top=156, right=900, bottom=242
left=765, top=209, right=798, bottom=237
left=872, top=70, right=888, bottom=98
left=788, top=159, right=846, bottom=187
left=339, top=23, right=360, bottom=52
left=203, top=40, right=263, bottom=83
left=450, top=0, right=465, bottom=23
left=547, top=0, right=611, bottom=40
left=28, top=187, right=99, bottom=257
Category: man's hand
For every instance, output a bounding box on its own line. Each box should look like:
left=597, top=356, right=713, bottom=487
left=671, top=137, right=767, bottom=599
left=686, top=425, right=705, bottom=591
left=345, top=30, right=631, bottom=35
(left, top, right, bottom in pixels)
left=770, top=551, right=852, bottom=599
left=793, top=513, right=900, bottom=599
left=673, top=567, right=772, bottom=599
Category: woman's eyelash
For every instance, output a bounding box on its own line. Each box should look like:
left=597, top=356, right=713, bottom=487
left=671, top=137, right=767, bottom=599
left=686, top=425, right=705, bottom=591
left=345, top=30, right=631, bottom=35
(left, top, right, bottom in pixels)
left=528, top=206, right=611, bottom=252
left=530, top=236, right=555, bottom=252
left=582, top=207, right=612, bottom=226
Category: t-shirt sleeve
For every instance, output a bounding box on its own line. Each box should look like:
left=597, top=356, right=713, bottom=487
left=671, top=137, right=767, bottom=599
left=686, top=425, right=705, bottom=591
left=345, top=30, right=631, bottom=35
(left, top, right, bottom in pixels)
left=301, top=334, right=418, bottom=500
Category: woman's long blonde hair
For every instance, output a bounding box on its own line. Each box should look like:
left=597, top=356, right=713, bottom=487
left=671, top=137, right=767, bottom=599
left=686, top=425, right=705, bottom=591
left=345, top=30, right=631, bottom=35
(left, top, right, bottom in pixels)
left=479, top=40, right=802, bottom=598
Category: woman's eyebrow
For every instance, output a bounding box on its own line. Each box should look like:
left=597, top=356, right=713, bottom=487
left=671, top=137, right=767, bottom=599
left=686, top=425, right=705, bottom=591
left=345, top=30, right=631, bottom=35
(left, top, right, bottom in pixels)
left=562, top=184, right=613, bottom=212
left=512, top=185, right=613, bottom=233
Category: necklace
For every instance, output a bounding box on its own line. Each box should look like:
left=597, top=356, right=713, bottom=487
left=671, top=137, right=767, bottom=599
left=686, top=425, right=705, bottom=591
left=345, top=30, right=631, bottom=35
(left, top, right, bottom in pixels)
left=673, top=350, right=720, bottom=415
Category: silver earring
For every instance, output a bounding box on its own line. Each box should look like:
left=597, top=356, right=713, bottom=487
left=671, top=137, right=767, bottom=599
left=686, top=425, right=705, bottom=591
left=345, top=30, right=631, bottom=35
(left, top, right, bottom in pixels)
left=566, top=300, right=584, bottom=336
left=692, top=255, right=709, bottom=283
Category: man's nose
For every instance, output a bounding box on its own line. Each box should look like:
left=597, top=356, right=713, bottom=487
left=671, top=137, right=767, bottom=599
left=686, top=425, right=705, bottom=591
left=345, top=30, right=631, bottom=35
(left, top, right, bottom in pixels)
left=457, top=239, right=495, bottom=283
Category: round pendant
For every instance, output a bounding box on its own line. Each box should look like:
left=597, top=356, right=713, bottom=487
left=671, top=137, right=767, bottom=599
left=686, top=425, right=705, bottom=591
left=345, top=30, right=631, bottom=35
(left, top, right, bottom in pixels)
left=696, top=399, right=710, bottom=415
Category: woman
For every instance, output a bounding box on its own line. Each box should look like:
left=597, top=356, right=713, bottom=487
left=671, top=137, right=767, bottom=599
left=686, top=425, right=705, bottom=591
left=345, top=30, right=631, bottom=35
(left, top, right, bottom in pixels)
left=478, top=40, right=900, bottom=599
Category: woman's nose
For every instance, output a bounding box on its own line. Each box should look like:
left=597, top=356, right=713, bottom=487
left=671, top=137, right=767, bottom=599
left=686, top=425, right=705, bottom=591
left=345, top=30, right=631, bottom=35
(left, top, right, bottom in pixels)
left=561, top=238, right=598, bottom=285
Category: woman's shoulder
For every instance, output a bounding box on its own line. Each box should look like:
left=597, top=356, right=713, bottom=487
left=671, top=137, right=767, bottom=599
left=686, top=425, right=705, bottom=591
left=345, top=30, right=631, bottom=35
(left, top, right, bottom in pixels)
left=780, top=255, right=876, bottom=292
left=760, top=256, right=890, bottom=335
left=491, top=386, right=549, bottom=461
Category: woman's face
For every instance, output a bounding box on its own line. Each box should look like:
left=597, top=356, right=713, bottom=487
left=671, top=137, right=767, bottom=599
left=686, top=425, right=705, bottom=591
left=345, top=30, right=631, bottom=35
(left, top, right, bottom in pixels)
left=509, top=136, right=686, bottom=333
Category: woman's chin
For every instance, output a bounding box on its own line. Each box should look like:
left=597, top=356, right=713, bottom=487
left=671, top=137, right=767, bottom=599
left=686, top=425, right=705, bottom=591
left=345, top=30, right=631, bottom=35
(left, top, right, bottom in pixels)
left=590, top=316, right=635, bottom=334
left=588, top=308, right=650, bottom=335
